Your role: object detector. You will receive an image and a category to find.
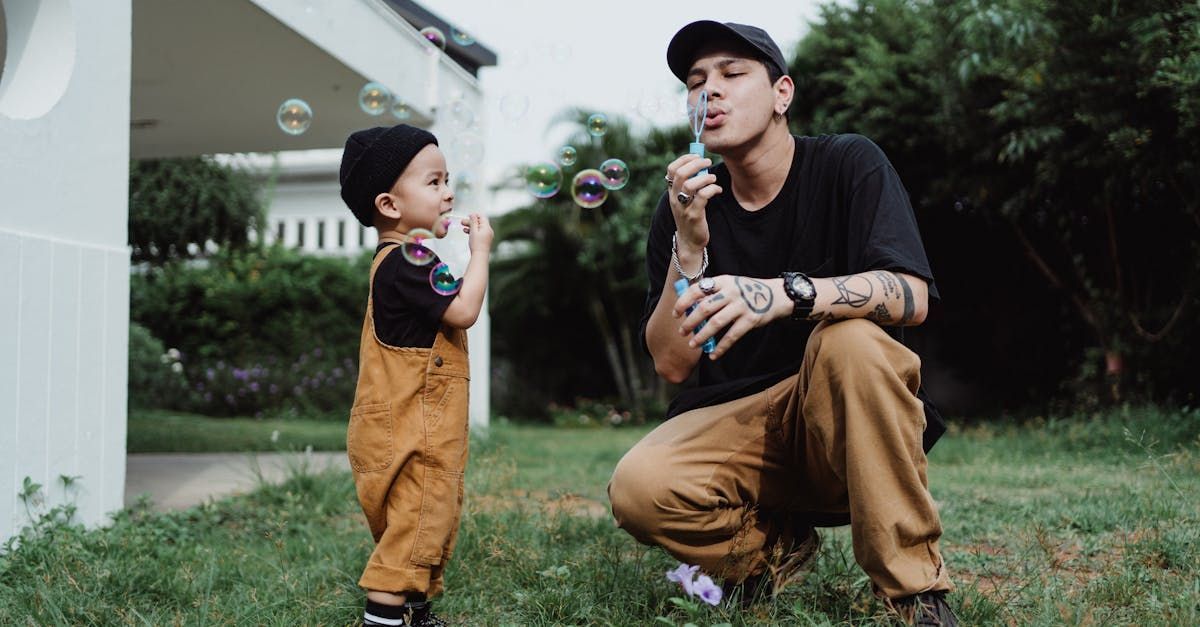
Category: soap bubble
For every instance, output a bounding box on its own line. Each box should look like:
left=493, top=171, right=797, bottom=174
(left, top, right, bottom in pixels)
left=429, top=262, right=462, bottom=295
left=449, top=132, right=484, bottom=167
left=558, top=145, right=577, bottom=166
left=451, top=27, right=474, bottom=46
left=586, top=113, right=608, bottom=137
left=392, top=98, right=413, bottom=121
left=572, top=169, right=608, bottom=209
left=401, top=228, right=437, bottom=266
left=359, top=82, right=391, bottom=116
left=455, top=172, right=478, bottom=210
left=525, top=162, right=563, bottom=199
left=420, top=26, right=447, bottom=50
left=276, top=98, right=312, bottom=135
left=447, top=99, right=476, bottom=128
left=599, top=158, right=629, bottom=190
left=499, top=93, right=530, bottom=121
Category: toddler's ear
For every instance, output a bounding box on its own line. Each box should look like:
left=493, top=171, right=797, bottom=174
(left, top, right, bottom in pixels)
left=375, top=192, right=402, bottom=220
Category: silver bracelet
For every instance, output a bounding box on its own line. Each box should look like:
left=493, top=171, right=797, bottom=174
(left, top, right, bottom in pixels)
left=671, top=232, right=708, bottom=283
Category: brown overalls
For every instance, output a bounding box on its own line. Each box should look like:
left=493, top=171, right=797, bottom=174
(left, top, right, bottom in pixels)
left=348, top=244, right=470, bottom=596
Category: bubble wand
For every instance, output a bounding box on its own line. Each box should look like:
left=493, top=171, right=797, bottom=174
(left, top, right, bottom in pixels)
left=689, top=90, right=709, bottom=177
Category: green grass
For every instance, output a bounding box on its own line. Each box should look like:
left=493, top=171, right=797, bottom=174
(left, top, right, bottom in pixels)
left=128, top=409, right=348, bottom=453
left=5, top=407, right=1199, bottom=624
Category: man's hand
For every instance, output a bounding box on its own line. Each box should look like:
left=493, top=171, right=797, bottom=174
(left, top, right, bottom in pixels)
left=666, top=154, right=723, bottom=255
left=673, top=275, right=791, bottom=359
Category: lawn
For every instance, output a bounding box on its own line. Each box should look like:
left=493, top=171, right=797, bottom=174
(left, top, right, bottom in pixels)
left=3, top=407, right=1198, bottom=625
left=127, top=409, right=349, bottom=453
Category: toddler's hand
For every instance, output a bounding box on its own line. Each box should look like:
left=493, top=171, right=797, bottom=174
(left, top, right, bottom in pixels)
left=463, top=213, right=493, bottom=253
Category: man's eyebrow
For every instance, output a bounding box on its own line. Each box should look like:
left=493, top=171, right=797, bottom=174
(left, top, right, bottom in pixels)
left=687, top=58, right=750, bottom=79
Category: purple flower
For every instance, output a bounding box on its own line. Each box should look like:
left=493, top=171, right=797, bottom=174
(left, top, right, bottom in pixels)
left=205, top=368, right=215, bottom=381
left=269, top=384, right=279, bottom=395
left=666, top=563, right=699, bottom=596
left=233, top=368, right=248, bottom=381
left=693, top=574, right=723, bottom=606
left=249, top=382, right=260, bottom=392
left=333, top=367, right=344, bottom=378
left=224, top=394, right=235, bottom=405
left=293, top=386, right=303, bottom=396
left=313, top=348, right=323, bottom=358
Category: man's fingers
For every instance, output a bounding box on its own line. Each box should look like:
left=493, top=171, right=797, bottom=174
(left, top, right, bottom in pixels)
left=708, top=317, right=754, bottom=358
left=666, top=154, right=702, bottom=182
left=681, top=173, right=718, bottom=196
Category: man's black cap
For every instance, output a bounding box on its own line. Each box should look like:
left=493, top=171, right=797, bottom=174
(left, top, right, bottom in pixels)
left=339, top=124, right=438, bottom=227
left=667, top=21, right=788, bottom=84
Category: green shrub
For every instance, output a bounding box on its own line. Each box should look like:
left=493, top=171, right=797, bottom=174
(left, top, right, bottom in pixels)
left=127, top=322, right=189, bottom=409
left=131, top=246, right=372, bottom=417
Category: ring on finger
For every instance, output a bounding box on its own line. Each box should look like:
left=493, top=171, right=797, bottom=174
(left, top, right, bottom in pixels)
left=676, top=191, right=692, bottom=206
left=665, top=175, right=674, bottom=188
left=698, top=276, right=717, bottom=295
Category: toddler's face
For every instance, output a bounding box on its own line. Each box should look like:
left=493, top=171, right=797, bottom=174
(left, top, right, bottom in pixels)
left=389, top=144, right=455, bottom=237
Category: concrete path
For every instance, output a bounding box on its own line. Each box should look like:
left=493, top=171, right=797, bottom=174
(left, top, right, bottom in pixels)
left=125, top=451, right=350, bottom=511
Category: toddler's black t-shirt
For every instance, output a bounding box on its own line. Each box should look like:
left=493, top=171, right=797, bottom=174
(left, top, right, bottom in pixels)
left=371, top=243, right=457, bottom=348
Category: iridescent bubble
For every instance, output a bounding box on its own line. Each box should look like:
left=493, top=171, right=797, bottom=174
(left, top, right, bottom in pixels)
left=558, top=145, right=577, bottom=167
left=392, top=98, right=413, bottom=121
left=449, top=132, right=484, bottom=167
left=525, top=162, right=563, bottom=199
left=586, top=113, right=608, bottom=137
left=455, top=172, right=477, bottom=210
left=599, top=158, right=629, bottom=190
left=276, top=98, right=312, bottom=135
left=420, top=26, right=447, bottom=50
left=429, top=262, right=462, bottom=296
left=447, top=99, right=476, bottom=128
left=359, top=82, right=391, bottom=116
left=401, top=228, right=437, bottom=266
left=499, top=93, right=530, bottom=121
left=450, top=27, right=475, bottom=46
left=572, top=169, right=608, bottom=209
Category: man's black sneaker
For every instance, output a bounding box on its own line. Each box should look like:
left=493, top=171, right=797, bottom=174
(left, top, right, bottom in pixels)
left=887, top=591, right=959, bottom=626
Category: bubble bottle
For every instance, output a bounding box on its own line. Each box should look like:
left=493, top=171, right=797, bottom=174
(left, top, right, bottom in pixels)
left=674, top=278, right=716, bottom=354
left=688, top=90, right=709, bottom=178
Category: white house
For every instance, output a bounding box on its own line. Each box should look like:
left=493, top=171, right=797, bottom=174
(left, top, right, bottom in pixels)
left=1, top=0, right=493, bottom=542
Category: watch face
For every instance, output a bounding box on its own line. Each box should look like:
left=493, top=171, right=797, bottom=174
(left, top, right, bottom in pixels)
left=792, top=275, right=815, bottom=300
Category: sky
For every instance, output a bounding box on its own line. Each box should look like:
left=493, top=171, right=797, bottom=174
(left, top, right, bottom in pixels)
left=420, top=0, right=829, bottom=213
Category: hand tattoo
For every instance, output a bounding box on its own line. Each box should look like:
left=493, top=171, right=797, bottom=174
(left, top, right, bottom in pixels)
left=735, top=277, right=773, bottom=314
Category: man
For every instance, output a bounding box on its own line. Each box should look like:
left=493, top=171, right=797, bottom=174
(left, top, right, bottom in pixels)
left=607, top=21, right=958, bottom=625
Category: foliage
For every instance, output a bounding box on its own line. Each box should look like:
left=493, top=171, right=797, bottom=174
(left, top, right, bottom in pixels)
left=4, top=412, right=1199, bottom=623
left=127, top=322, right=189, bottom=410
left=128, top=157, right=266, bottom=264
left=130, top=246, right=371, bottom=416
left=490, top=111, right=692, bottom=418
left=789, top=0, right=1200, bottom=407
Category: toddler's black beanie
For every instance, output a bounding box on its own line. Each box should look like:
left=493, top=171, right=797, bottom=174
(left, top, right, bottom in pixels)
left=339, top=124, right=438, bottom=227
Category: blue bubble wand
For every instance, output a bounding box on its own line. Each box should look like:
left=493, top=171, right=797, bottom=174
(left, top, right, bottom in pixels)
left=688, top=90, right=709, bottom=177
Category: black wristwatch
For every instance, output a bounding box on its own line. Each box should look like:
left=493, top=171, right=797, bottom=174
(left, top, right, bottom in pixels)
left=780, top=272, right=816, bottom=321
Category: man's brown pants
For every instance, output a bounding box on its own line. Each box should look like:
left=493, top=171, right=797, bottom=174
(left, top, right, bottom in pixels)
left=608, top=319, right=952, bottom=599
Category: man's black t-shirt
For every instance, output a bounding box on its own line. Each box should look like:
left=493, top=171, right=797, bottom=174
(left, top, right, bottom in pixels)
left=640, top=134, right=939, bottom=422
left=372, top=243, right=456, bottom=348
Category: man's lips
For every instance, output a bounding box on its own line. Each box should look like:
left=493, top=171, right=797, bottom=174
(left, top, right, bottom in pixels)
left=704, top=112, right=726, bottom=129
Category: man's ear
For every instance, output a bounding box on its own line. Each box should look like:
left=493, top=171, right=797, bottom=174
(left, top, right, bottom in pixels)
left=774, top=75, right=794, bottom=116
left=375, top=192, right=402, bottom=221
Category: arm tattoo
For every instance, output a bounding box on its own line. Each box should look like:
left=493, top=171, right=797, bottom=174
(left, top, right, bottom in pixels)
left=734, top=276, right=774, bottom=314
left=896, top=274, right=915, bottom=325
left=866, top=302, right=893, bottom=324
left=872, top=271, right=898, bottom=297
left=831, top=275, right=873, bottom=308
left=807, top=311, right=839, bottom=322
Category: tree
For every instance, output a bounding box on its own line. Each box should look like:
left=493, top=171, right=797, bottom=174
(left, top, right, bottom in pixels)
left=789, top=0, right=1200, bottom=405
left=128, top=157, right=265, bottom=264
left=490, top=111, right=693, bottom=416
